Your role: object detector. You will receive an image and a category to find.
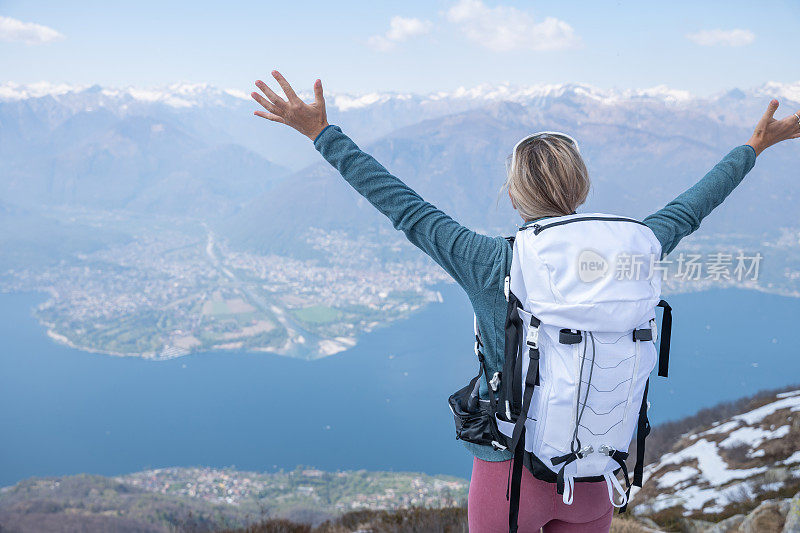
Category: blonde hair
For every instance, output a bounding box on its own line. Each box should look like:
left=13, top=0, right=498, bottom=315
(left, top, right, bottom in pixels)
left=504, top=136, right=590, bottom=220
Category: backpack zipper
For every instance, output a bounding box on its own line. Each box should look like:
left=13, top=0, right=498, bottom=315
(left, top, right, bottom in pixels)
left=531, top=216, right=648, bottom=235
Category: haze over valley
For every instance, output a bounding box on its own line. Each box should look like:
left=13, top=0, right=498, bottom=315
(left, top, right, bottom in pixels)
left=2, top=80, right=800, bottom=360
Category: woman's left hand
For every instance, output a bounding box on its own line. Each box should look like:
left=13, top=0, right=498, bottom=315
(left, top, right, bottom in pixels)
left=746, top=99, right=800, bottom=156
left=251, top=70, right=329, bottom=141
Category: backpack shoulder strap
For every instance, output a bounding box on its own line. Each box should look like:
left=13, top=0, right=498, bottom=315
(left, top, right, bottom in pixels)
left=508, top=310, right=541, bottom=533
left=632, top=379, right=651, bottom=488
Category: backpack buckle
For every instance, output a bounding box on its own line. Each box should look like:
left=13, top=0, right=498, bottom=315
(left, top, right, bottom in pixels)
left=526, top=325, right=539, bottom=348
left=489, top=372, right=501, bottom=392
left=577, top=445, right=594, bottom=458
left=491, top=440, right=507, bottom=451
left=598, top=444, right=615, bottom=456
left=559, top=328, right=582, bottom=345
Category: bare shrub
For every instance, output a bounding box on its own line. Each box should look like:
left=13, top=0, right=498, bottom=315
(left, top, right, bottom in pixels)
left=721, top=443, right=751, bottom=464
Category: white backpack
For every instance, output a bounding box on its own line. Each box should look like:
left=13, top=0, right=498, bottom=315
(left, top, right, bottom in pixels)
left=487, top=213, right=672, bottom=532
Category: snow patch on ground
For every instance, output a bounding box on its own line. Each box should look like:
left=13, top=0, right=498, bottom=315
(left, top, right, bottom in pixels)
left=648, top=480, right=755, bottom=513
left=783, top=451, right=800, bottom=465
left=657, top=466, right=698, bottom=489
left=719, top=425, right=791, bottom=449
left=659, top=439, right=767, bottom=486
left=703, top=420, right=740, bottom=436
left=732, top=394, right=800, bottom=425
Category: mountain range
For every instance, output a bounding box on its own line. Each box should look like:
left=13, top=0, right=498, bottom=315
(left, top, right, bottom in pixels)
left=222, top=85, right=800, bottom=254
left=2, top=80, right=798, bottom=258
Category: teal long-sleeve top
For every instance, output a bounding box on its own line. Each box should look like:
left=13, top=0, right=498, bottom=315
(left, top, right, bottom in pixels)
left=313, top=124, right=757, bottom=462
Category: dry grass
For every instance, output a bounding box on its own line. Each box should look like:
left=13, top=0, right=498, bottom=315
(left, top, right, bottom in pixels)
left=219, top=507, right=468, bottom=533
left=610, top=519, right=657, bottom=533
left=221, top=507, right=665, bottom=533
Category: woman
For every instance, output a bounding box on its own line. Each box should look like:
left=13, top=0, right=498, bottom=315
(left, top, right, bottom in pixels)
left=251, top=71, right=800, bottom=532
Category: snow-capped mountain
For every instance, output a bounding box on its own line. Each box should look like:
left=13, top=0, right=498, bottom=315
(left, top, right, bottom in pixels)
left=2, top=78, right=799, bottom=254
left=2, top=79, right=799, bottom=110
left=222, top=91, right=800, bottom=255
left=633, top=388, right=800, bottom=526
left=0, top=81, right=248, bottom=108
left=2, top=80, right=798, bottom=171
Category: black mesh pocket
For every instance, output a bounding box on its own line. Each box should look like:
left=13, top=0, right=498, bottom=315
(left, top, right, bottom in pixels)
left=448, top=379, right=502, bottom=447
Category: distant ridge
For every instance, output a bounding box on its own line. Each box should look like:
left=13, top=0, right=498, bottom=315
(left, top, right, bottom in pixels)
left=4, top=76, right=796, bottom=250
left=220, top=88, right=800, bottom=254
left=0, top=467, right=467, bottom=532
left=2, top=80, right=799, bottom=110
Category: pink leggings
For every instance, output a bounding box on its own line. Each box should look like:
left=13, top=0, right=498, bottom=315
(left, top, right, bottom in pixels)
left=468, top=457, right=613, bottom=532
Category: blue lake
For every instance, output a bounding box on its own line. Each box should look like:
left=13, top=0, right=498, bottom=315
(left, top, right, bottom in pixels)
left=1, top=286, right=798, bottom=487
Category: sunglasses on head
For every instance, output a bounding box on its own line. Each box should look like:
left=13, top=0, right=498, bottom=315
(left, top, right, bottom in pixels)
left=509, top=131, right=580, bottom=170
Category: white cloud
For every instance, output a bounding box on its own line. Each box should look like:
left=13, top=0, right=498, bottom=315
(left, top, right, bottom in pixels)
left=445, top=0, right=578, bottom=52
left=368, top=16, right=433, bottom=51
left=0, top=16, right=64, bottom=44
left=686, top=29, right=755, bottom=47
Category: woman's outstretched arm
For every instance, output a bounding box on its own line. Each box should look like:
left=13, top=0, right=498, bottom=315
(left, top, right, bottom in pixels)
left=644, top=99, right=800, bottom=255
left=251, top=71, right=505, bottom=297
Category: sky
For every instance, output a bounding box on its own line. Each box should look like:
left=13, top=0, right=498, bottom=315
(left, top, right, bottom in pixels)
left=0, top=0, right=798, bottom=97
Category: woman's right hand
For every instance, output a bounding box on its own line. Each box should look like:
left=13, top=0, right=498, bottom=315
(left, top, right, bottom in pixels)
left=746, top=99, right=800, bottom=156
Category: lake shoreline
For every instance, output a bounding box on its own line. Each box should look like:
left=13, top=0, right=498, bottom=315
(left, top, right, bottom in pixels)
left=2, top=286, right=799, bottom=488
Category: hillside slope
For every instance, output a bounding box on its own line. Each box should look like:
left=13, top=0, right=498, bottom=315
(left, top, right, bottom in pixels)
left=0, top=467, right=467, bottom=532
left=1, top=113, right=289, bottom=218
left=222, top=97, right=800, bottom=256
left=633, top=388, right=800, bottom=530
